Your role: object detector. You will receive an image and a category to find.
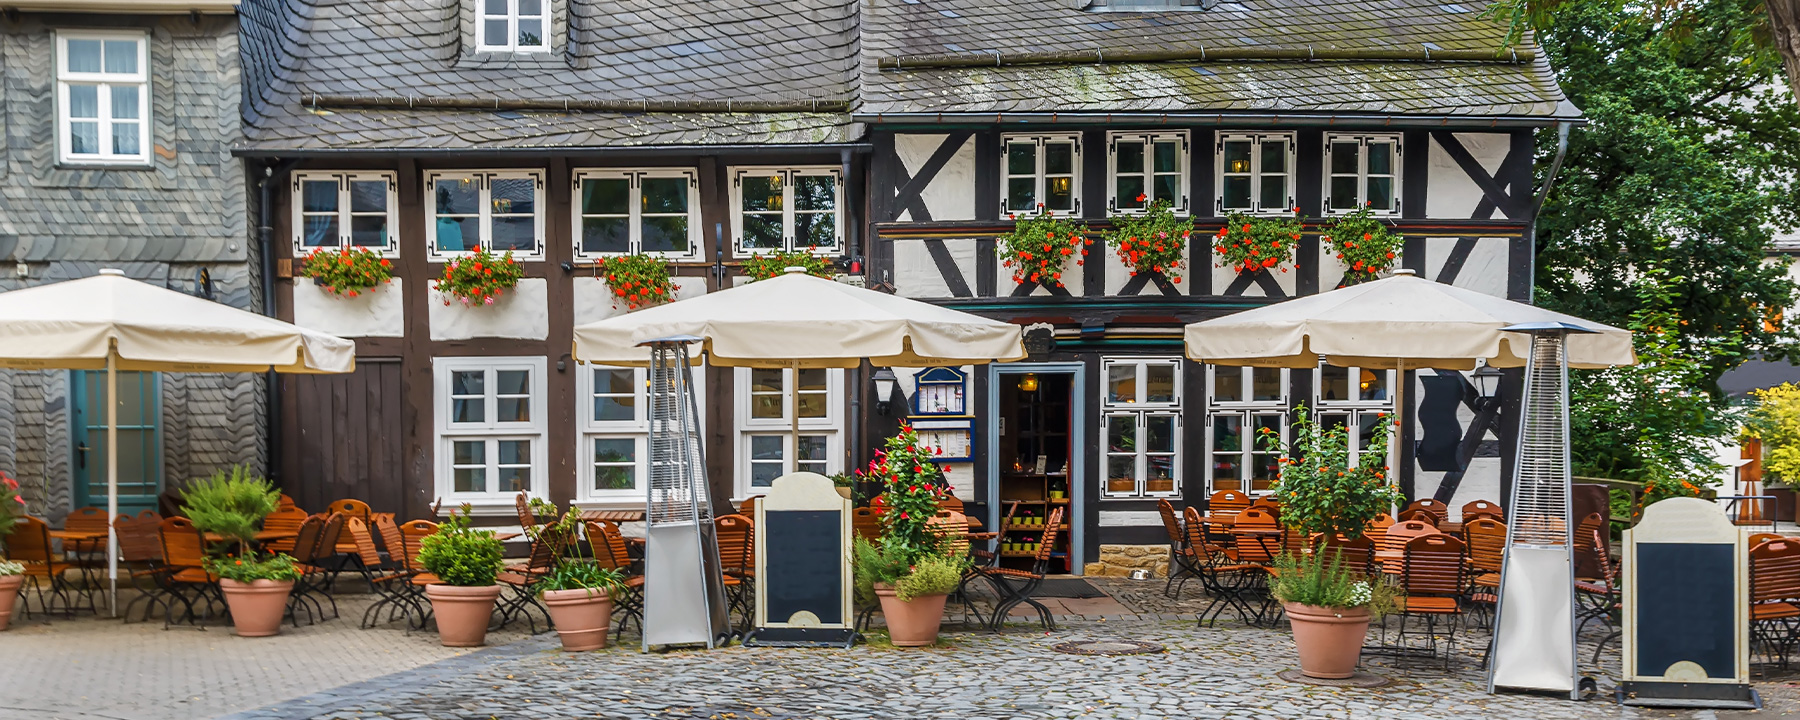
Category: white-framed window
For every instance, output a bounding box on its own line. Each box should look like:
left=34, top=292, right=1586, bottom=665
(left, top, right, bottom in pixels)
left=730, top=166, right=842, bottom=256
left=433, top=356, right=548, bottom=505
left=426, top=170, right=545, bottom=259
left=477, top=0, right=549, bottom=53
left=576, top=363, right=706, bottom=503
left=292, top=172, right=399, bottom=255
left=56, top=31, right=149, bottom=166
left=1314, top=363, right=1396, bottom=469
left=574, top=169, right=700, bottom=259
left=1108, top=131, right=1188, bottom=215
left=734, top=367, right=843, bottom=496
left=1102, top=357, right=1183, bottom=498
left=1216, top=133, right=1294, bottom=215
left=1206, top=366, right=1288, bottom=495
left=1002, top=133, right=1082, bottom=218
left=1324, top=134, right=1401, bottom=215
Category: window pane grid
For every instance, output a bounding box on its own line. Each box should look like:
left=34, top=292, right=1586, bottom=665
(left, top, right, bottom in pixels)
left=1003, top=136, right=1079, bottom=217
left=733, top=169, right=840, bottom=255
left=1219, top=134, right=1293, bottom=215
left=1325, top=135, right=1400, bottom=215
left=576, top=172, right=696, bottom=258
left=430, top=172, right=542, bottom=258
left=479, top=0, right=548, bottom=51
left=59, top=34, right=147, bottom=164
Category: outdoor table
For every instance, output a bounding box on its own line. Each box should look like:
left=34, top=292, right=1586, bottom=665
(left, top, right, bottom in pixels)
left=495, top=532, right=521, bottom=542
left=49, top=529, right=108, bottom=544
left=579, top=509, right=646, bottom=523
left=203, top=529, right=300, bottom=544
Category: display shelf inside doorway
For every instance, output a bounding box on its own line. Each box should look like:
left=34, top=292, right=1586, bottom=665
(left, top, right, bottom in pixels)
left=1051, top=640, right=1165, bottom=656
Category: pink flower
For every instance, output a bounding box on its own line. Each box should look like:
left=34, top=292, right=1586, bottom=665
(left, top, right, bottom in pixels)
left=484, top=297, right=495, bottom=306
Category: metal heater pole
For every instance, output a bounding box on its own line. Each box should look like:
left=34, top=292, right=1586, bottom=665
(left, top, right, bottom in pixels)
left=642, top=338, right=730, bottom=651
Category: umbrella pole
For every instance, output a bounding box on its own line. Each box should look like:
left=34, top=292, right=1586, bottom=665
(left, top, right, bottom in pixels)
left=791, top=359, right=801, bottom=474
left=106, top=352, right=119, bottom=617
left=1391, top=358, right=1405, bottom=497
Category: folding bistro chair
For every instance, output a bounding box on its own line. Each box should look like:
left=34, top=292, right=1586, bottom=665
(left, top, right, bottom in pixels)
left=325, top=498, right=373, bottom=583
left=284, top=514, right=339, bottom=625
left=1393, top=533, right=1468, bottom=669
left=1158, top=498, right=1202, bottom=599
left=157, top=517, right=222, bottom=628
left=1460, top=500, right=1503, bottom=523
left=1578, top=524, right=1623, bottom=665
left=1403, top=498, right=1448, bottom=526
left=1749, top=538, right=1800, bottom=669
left=260, top=505, right=310, bottom=554
left=714, top=514, right=756, bottom=631
left=1462, top=517, right=1507, bottom=628
left=10, top=516, right=86, bottom=616
left=1186, top=506, right=1264, bottom=627
left=496, top=523, right=564, bottom=634
left=587, top=520, right=643, bottom=640
left=114, top=512, right=173, bottom=623
left=1207, top=489, right=1252, bottom=519
left=974, top=507, right=1063, bottom=632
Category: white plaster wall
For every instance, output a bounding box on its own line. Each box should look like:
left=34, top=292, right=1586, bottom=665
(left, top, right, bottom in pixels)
left=895, top=134, right=976, bottom=222
left=893, top=238, right=977, bottom=299
left=428, top=277, right=548, bottom=341
left=1101, top=236, right=1191, bottom=295
left=1422, top=236, right=1510, bottom=298
left=571, top=275, right=709, bottom=326
left=292, top=278, right=405, bottom=338
left=1427, top=132, right=1511, bottom=219
left=1408, top=369, right=1503, bottom=520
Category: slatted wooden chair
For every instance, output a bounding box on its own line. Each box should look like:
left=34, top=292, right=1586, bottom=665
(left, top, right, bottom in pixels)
left=1572, top=512, right=1606, bottom=580
left=1461, top=499, right=1503, bottom=523
left=280, top=515, right=329, bottom=626
left=1186, top=506, right=1268, bottom=627
left=260, top=505, right=310, bottom=554
left=496, top=522, right=565, bottom=634
left=1378, top=520, right=1438, bottom=575
left=1208, top=489, right=1252, bottom=519
left=62, top=506, right=110, bottom=558
left=587, top=520, right=644, bottom=640
left=973, top=506, right=1063, bottom=632
left=1462, top=517, right=1507, bottom=628
left=1158, top=498, right=1202, bottom=599
left=325, top=498, right=374, bottom=582
left=1249, top=495, right=1282, bottom=518
left=851, top=507, right=882, bottom=543
left=11, top=516, right=86, bottom=617
left=354, top=516, right=425, bottom=629
left=714, top=514, right=756, bottom=630
left=157, top=516, right=221, bottom=627
left=1404, top=498, right=1449, bottom=526
left=1577, top=524, right=1623, bottom=665
left=1313, top=534, right=1375, bottom=578
left=1395, top=533, right=1469, bottom=668
left=737, top=495, right=763, bottom=521
left=1750, top=538, right=1800, bottom=669
left=112, top=512, right=171, bottom=623
left=1752, top=532, right=1786, bottom=549
left=1398, top=509, right=1440, bottom=527
left=1364, top=513, right=1395, bottom=553
left=514, top=492, right=537, bottom=531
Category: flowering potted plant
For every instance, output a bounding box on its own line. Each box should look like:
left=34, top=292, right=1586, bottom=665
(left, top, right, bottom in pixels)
left=1257, top=405, right=1403, bottom=677
left=0, top=471, right=23, bottom=631
left=417, top=504, right=506, bottom=647
left=1320, top=205, right=1403, bottom=284
left=301, top=247, right=394, bottom=297
left=743, top=248, right=835, bottom=281
left=854, top=422, right=968, bottom=646
left=1213, top=211, right=1303, bottom=275
left=527, top=500, right=626, bottom=651
left=180, top=464, right=298, bottom=637
left=1105, top=197, right=1192, bottom=284
left=435, top=248, right=524, bottom=306
left=998, top=205, right=1090, bottom=289
left=594, top=254, right=677, bottom=310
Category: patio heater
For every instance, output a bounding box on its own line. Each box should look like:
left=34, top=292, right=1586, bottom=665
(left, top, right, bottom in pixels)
left=641, top=336, right=731, bottom=651
left=1487, top=323, right=1586, bottom=699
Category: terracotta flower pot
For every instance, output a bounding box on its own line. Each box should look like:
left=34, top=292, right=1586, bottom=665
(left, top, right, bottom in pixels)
left=875, top=585, right=947, bottom=647
left=426, top=584, right=502, bottom=647
left=0, top=574, right=23, bottom=631
left=1284, top=601, right=1371, bottom=679
left=219, top=578, right=295, bottom=638
left=542, top=588, right=613, bottom=651
left=836, top=487, right=853, bottom=499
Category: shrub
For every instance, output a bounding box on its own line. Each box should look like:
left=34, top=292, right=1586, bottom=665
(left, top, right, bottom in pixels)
left=526, top=503, right=624, bottom=598
left=1748, top=383, right=1800, bottom=482
left=302, top=247, right=393, bottom=297
left=0, top=560, right=23, bottom=576
left=1270, top=553, right=1397, bottom=617
left=1260, top=404, right=1403, bottom=541
left=180, top=464, right=279, bottom=557
left=0, top=471, right=22, bottom=545
left=418, top=506, right=506, bottom=587
left=206, top=553, right=302, bottom=583
left=1105, top=198, right=1192, bottom=283
left=867, top=421, right=951, bottom=562
left=895, top=554, right=965, bottom=601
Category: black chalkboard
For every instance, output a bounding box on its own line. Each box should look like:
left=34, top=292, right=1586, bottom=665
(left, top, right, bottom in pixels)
left=1636, top=543, right=1735, bottom=679
left=762, top=509, right=844, bottom=626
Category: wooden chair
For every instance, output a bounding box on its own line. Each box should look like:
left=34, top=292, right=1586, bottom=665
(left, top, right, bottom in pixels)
left=1462, top=517, right=1507, bottom=627
left=1249, top=496, right=1282, bottom=518
left=974, top=507, right=1063, bottom=631
left=278, top=493, right=298, bottom=510
left=851, top=507, right=882, bottom=543
left=326, top=498, right=374, bottom=581
left=10, top=516, right=86, bottom=617
left=1208, top=489, right=1252, bottom=518
left=587, top=520, right=644, bottom=639
left=157, top=516, right=221, bottom=627
left=940, top=495, right=966, bottom=516
left=1364, top=513, right=1395, bottom=552
left=514, top=492, right=537, bottom=530
left=1403, top=498, right=1448, bottom=526
left=1314, top=534, right=1375, bottom=578
left=1750, top=538, right=1800, bottom=669
left=260, top=505, right=309, bottom=553
left=497, top=523, right=565, bottom=634
left=1752, top=533, right=1786, bottom=549
left=62, top=506, right=110, bottom=557
left=1577, top=524, right=1623, bottom=666
left=1395, top=533, right=1469, bottom=668
left=1573, top=512, right=1606, bottom=581
left=1378, top=520, right=1438, bottom=574
left=737, top=495, right=763, bottom=521
left=295, top=513, right=346, bottom=622
left=714, top=514, right=756, bottom=630
left=1158, top=498, right=1201, bottom=599
left=1461, top=499, right=1503, bottom=523
left=282, top=515, right=330, bottom=626
left=1187, top=506, right=1266, bottom=627
left=1398, top=509, right=1439, bottom=527
left=113, top=512, right=172, bottom=623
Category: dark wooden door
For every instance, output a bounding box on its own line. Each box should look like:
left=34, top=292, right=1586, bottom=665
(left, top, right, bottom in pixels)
left=282, top=358, right=408, bottom=517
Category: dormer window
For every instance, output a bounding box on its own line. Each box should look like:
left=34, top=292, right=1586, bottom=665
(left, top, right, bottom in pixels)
left=478, top=0, right=548, bottom=53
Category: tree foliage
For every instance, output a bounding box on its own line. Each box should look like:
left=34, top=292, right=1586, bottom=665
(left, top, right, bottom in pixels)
left=1747, top=382, right=1800, bottom=480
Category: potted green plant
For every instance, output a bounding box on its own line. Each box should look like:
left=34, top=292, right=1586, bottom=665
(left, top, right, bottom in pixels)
left=528, top=501, right=626, bottom=651
left=0, top=471, right=22, bottom=631
left=855, top=422, right=969, bottom=646
left=180, top=464, right=297, bottom=637
left=417, top=504, right=506, bottom=647
left=828, top=472, right=855, bottom=500
left=1258, top=404, right=1403, bottom=677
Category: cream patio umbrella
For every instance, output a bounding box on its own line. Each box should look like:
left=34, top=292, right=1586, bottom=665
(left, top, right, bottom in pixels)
left=572, top=266, right=1025, bottom=463
left=0, top=269, right=355, bottom=613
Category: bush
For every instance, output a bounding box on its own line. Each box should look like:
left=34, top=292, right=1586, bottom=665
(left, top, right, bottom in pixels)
left=418, top=506, right=505, bottom=587
left=1261, top=405, right=1402, bottom=541
left=895, top=555, right=964, bottom=601
left=179, top=464, right=279, bottom=556
left=206, top=553, right=302, bottom=583
left=1269, top=553, right=1397, bottom=617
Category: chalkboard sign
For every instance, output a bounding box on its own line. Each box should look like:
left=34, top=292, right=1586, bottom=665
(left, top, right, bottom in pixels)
left=1621, top=497, right=1754, bottom=709
left=744, top=472, right=855, bottom=648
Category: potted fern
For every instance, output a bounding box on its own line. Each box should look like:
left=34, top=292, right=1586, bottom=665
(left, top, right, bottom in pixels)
left=180, top=465, right=298, bottom=637
left=418, top=504, right=506, bottom=647
left=528, top=501, right=626, bottom=651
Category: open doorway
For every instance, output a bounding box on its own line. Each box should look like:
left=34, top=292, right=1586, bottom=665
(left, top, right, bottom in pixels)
left=994, top=369, right=1076, bottom=575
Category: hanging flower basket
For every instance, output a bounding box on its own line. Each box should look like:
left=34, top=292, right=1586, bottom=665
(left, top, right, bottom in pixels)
left=301, top=248, right=393, bottom=298
left=743, top=247, right=835, bottom=282
left=593, top=254, right=676, bottom=310
left=1321, top=206, right=1404, bottom=284
left=1105, top=197, right=1192, bottom=284
left=435, top=248, right=523, bottom=307
left=998, top=205, right=1090, bottom=288
left=1213, top=211, right=1303, bottom=275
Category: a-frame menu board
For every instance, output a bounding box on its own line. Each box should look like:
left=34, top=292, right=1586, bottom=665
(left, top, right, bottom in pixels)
left=742, top=471, right=856, bottom=648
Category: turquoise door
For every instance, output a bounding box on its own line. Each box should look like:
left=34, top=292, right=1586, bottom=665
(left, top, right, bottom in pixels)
left=71, top=371, right=162, bottom=515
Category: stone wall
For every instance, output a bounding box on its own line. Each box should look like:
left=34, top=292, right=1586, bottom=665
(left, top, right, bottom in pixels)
left=1083, top=544, right=1171, bottom=578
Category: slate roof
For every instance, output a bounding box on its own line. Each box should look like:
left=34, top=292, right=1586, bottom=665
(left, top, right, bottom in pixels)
left=860, top=0, right=1577, bottom=119
left=238, top=0, right=1576, bottom=152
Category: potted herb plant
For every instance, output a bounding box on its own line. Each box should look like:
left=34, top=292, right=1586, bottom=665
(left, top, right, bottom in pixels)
left=528, top=501, right=626, bottom=651
left=1257, top=405, right=1403, bottom=677
left=417, top=504, right=506, bottom=647
left=854, top=422, right=969, bottom=646
left=180, top=464, right=297, bottom=637
left=0, top=471, right=21, bottom=631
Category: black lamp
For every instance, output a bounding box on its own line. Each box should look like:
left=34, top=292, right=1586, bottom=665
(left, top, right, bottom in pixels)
left=1472, top=363, right=1503, bottom=400
left=872, top=368, right=898, bottom=415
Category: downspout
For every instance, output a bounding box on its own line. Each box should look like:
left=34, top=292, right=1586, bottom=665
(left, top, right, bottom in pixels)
left=841, top=147, right=863, bottom=473
left=258, top=159, right=299, bottom=482
left=1527, top=122, right=1572, bottom=304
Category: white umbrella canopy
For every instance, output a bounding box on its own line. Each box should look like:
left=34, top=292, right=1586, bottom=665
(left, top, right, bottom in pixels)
left=573, top=268, right=1025, bottom=368
left=1183, top=269, right=1635, bottom=370
left=0, top=269, right=355, bottom=615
